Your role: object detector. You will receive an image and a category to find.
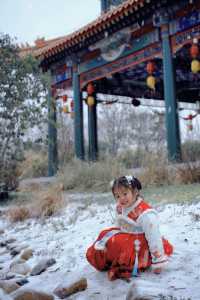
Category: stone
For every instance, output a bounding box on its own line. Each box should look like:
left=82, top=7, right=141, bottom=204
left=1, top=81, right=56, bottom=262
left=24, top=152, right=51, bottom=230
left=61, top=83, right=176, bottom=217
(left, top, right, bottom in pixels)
left=12, top=289, right=54, bottom=300
left=9, top=260, right=31, bottom=275
left=53, top=277, right=87, bottom=299
left=15, top=278, right=29, bottom=286
left=0, top=248, right=8, bottom=255
left=6, top=238, right=16, bottom=244
left=4, top=272, right=16, bottom=280
left=8, top=244, right=28, bottom=252
left=10, top=249, right=21, bottom=257
left=20, top=249, right=33, bottom=261
left=126, top=281, right=171, bottom=300
left=0, top=280, right=20, bottom=294
left=30, top=258, right=56, bottom=276
left=0, top=242, right=6, bottom=247
left=0, top=229, right=4, bottom=235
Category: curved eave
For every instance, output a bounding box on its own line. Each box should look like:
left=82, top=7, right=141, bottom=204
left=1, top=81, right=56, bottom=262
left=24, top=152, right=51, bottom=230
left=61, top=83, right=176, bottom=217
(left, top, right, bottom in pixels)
left=38, top=0, right=155, bottom=66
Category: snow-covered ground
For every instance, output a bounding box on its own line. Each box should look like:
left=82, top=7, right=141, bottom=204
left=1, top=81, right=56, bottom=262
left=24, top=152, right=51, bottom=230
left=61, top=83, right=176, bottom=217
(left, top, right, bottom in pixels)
left=0, top=195, right=200, bottom=299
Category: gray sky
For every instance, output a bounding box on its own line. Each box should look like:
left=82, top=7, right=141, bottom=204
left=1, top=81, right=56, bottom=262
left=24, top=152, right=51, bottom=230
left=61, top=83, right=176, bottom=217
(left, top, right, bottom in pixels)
left=0, top=0, right=100, bottom=45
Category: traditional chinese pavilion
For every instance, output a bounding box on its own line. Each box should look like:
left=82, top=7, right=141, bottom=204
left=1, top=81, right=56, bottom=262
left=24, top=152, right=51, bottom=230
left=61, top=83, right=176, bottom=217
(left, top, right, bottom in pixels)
left=35, top=0, right=200, bottom=176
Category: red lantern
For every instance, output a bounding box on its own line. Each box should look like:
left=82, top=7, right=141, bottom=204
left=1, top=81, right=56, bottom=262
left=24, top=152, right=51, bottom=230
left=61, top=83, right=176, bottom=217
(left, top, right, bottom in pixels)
left=146, top=61, right=155, bottom=74
left=190, top=44, right=199, bottom=59
left=87, top=83, right=95, bottom=95
left=62, top=95, right=68, bottom=102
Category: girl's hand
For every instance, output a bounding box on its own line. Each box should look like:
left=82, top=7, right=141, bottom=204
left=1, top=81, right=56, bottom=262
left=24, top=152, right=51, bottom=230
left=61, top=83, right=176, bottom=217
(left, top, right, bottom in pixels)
left=116, top=204, right=122, bottom=214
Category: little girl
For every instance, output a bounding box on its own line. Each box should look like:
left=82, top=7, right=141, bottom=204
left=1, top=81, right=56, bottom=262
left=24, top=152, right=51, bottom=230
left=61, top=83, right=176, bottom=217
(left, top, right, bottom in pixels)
left=86, top=175, right=173, bottom=280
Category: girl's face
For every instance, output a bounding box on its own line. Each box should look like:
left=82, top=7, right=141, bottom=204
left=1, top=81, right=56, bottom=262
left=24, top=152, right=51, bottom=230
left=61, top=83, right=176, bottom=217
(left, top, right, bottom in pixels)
left=114, top=186, right=137, bottom=209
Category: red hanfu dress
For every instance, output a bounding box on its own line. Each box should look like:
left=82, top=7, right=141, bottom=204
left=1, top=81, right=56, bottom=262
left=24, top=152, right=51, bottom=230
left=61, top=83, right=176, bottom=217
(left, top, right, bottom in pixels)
left=86, top=197, right=173, bottom=280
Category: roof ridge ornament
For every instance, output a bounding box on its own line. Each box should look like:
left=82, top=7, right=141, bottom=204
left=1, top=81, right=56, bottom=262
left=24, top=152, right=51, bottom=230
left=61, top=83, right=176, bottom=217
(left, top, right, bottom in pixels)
left=89, top=27, right=132, bottom=62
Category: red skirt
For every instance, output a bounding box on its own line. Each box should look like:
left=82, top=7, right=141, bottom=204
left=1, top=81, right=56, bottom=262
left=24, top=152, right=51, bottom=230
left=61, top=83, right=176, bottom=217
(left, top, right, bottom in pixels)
left=86, top=227, right=173, bottom=280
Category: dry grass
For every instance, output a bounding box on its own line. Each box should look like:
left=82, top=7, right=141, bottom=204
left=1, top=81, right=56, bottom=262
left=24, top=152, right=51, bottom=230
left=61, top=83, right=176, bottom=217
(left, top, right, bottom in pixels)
left=31, top=184, right=65, bottom=218
left=58, top=158, right=126, bottom=192
left=174, top=162, right=200, bottom=184
left=17, top=150, right=48, bottom=179
left=7, top=206, right=30, bottom=222
left=139, top=154, right=171, bottom=187
left=7, top=184, right=65, bottom=222
left=139, top=153, right=200, bottom=187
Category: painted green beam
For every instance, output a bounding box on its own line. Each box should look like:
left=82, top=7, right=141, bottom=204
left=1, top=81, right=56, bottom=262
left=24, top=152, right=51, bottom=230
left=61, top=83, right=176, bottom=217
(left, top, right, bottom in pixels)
left=73, top=66, right=85, bottom=160
left=161, top=23, right=181, bottom=161
left=48, top=90, right=58, bottom=176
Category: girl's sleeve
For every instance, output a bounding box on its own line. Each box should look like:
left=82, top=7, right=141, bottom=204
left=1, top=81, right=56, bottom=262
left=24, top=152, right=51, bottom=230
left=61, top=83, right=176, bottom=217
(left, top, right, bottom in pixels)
left=138, top=211, right=168, bottom=270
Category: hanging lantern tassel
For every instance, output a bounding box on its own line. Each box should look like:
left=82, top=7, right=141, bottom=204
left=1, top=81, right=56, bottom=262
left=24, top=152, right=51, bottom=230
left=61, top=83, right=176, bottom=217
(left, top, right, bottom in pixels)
left=70, top=100, right=74, bottom=118
left=132, top=239, right=140, bottom=277
left=70, top=100, right=74, bottom=112
left=146, top=75, right=156, bottom=90
left=187, top=120, right=193, bottom=131
left=191, top=59, right=200, bottom=74
left=62, top=106, right=69, bottom=114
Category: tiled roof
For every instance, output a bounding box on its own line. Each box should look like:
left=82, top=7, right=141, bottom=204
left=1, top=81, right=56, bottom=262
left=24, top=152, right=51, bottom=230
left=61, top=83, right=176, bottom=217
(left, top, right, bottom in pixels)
left=36, top=0, right=148, bottom=60
left=19, top=36, right=66, bottom=58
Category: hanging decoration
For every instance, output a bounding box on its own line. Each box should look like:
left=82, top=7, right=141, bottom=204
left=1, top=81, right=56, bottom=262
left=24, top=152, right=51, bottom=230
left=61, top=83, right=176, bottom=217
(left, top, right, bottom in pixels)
left=70, top=100, right=74, bottom=118
left=62, top=106, right=69, bottom=114
left=146, top=61, right=156, bottom=90
left=86, top=82, right=95, bottom=106
left=62, top=98, right=73, bottom=115
left=146, top=61, right=155, bottom=74
left=146, top=75, right=156, bottom=90
left=87, top=96, right=95, bottom=106
left=87, top=82, right=95, bottom=95
left=131, top=98, right=141, bottom=107
left=191, top=59, right=200, bottom=73
left=62, top=95, right=68, bottom=102
left=182, top=113, right=198, bottom=131
left=190, top=41, right=200, bottom=74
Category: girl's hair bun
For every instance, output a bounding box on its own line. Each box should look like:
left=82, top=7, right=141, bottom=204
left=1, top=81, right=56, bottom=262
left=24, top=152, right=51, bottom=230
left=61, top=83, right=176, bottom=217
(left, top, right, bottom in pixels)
left=132, top=177, right=142, bottom=190
left=111, top=175, right=142, bottom=193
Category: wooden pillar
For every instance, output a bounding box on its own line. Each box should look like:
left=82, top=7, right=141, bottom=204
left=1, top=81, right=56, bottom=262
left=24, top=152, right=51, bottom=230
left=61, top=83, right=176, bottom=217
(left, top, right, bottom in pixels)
left=88, top=95, right=98, bottom=161
left=73, top=64, right=85, bottom=160
left=48, top=89, right=58, bottom=176
left=160, top=21, right=181, bottom=161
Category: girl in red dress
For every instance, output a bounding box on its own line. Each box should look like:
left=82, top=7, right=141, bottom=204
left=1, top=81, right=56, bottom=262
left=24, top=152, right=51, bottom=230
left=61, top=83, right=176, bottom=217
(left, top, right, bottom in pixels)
left=86, top=175, right=173, bottom=280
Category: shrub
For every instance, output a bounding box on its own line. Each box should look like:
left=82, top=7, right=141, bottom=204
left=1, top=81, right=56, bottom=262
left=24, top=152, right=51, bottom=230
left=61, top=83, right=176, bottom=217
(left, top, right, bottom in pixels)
left=58, top=157, right=126, bottom=192
left=7, top=184, right=65, bottom=222
left=139, top=154, right=171, bottom=187
left=31, top=184, right=65, bottom=218
left=7, top=206, right=30, bottom=222
left=117, top=148, right=147, bottom=169
left=174, top=161, right=200, bottom=184
left=18, top=150, right=48, bottom=179
left=182, top=140, right=200, bottom=162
